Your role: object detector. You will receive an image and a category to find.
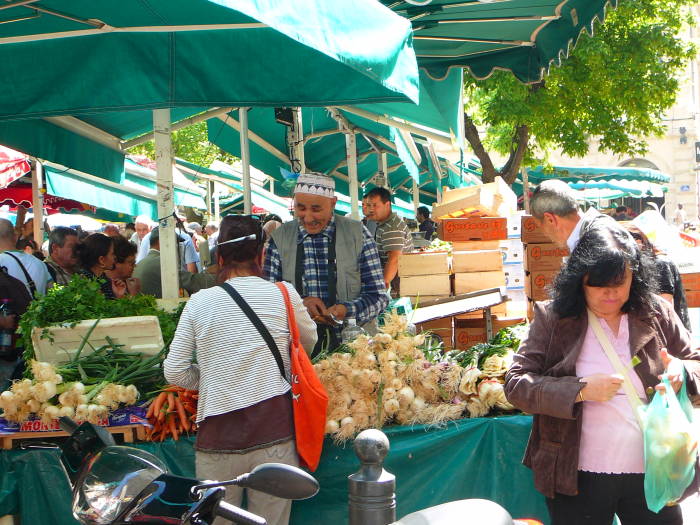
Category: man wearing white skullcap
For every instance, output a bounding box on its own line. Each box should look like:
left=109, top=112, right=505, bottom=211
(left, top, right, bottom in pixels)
left=263, top=172, right=388, bottom=355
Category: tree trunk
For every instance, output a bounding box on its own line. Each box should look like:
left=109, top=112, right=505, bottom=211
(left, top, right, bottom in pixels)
left=500, top=124, right=529, bottom=185
left=464, top=114, right=499, bottom=183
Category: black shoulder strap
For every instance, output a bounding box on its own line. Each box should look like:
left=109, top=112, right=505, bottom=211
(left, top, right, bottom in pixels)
left=218, top=282, right=286, bottom=380
left=4, top=252, right=37, bottom=296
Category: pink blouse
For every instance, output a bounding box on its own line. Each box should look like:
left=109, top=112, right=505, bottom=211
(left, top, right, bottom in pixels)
left=576, top=314, right=646, bottom=473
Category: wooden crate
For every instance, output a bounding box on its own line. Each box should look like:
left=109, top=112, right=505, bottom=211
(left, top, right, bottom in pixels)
left=400, top=274, right=451, bottom=296
left=399, top=251, right=450, bottom=277
left=452, top=250, right=503, bottom=273
left=454, top=271, right=506, bottom=295
left=33, top=316, right=164, bottom=365
left=432, top=177, right=516, bottom=219
left=0, top=424, right=144, bottom=450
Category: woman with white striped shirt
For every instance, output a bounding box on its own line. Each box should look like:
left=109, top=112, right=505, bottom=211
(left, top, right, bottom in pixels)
left=164, top=215, right=317, bottom=525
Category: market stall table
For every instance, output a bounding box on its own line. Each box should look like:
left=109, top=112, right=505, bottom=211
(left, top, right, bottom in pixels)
left=0, top=414, right=549, bottom=525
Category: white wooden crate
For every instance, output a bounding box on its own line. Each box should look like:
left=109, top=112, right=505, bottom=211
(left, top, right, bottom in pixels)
left=32, top=316, right=164, bottom=365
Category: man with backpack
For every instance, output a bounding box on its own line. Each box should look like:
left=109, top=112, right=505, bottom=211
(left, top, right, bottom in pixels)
left=0, top=218, right=52, bottom=296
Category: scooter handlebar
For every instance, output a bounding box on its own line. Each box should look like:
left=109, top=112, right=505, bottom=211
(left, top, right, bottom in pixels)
left=58, top=416, right=79, bottom=434
left=216, top=501, right=267, bottom=525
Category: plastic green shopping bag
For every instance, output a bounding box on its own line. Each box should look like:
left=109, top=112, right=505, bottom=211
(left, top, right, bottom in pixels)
left=639, top=375, right=698, bottom=513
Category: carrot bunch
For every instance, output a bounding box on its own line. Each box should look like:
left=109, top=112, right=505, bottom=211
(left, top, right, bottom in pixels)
left=145, top=385, right=198, bottom=441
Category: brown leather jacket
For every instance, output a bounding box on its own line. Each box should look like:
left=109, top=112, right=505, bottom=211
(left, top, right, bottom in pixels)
left=504, top=298, right=700, bottom=499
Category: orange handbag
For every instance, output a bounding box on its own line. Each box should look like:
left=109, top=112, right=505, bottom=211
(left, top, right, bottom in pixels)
left=276, top=282, right=329, bottom=471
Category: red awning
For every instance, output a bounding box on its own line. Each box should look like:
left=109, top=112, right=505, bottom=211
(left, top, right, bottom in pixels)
left=0, top=183, right=92, bottom=212
left=0, top=146, right=30, bottom=189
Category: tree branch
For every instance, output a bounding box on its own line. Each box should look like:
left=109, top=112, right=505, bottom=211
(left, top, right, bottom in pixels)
left=500, top=124, right=530, bottom=185
left=464, top=114, right=498, bottom=183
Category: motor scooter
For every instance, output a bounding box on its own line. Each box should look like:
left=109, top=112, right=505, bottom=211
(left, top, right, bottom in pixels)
left=56, top=417, right=319, bottom=525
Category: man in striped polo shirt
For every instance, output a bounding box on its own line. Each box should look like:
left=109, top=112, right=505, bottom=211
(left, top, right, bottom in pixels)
left=363, top=187, right=413, bottom=296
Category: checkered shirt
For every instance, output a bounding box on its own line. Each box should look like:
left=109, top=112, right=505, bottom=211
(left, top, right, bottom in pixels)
left=263, top=217, right=388, bottom=328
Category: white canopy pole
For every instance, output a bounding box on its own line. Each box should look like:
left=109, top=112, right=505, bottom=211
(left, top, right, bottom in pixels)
left=239, top=107, right=252, bottom=214
left=413, top=178, right=420, bottom=211
left=214, top=184, right=221, bottom=223
left=291, top=108, right=306, bottom=173
left=346, top=132, right=360, bottom=219
left=31, top=160, right=44, bottom=244
left=153, top=109, right=179, bottom=300
left=378, top=151, right=388, bottom=187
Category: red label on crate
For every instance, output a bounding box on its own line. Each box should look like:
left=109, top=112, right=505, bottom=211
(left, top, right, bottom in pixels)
left=440, top=217, right=507, bottom=242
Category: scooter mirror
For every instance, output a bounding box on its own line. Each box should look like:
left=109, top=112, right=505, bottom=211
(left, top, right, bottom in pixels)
left=237, top=463, right=319, bottom=500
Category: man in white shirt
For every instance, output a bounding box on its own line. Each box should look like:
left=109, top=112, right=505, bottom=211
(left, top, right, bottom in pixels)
left=129, top=215, right=154, bottom=251
left=136, top=228, right=200, bottom=273
left=0, top=219, right=52, bottom=296
left=529, top=180, right=614, bottom=252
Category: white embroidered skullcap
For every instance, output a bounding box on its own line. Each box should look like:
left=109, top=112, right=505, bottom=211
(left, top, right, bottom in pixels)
left=294, top=172, right=335, bottom=199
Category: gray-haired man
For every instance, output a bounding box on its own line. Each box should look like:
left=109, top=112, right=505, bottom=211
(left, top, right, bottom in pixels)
left=530, top=180, right=614, bottom=252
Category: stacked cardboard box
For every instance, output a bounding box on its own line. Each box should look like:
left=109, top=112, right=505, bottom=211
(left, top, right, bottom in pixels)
left=681, top=272, right=700, bottom=308
left=521, top=215, right=569, bottom=319
left=398, top=251, right=451, bottom=304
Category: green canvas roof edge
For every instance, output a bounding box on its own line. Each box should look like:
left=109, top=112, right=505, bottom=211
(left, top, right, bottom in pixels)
left=383, top=0, right=620, bottom=85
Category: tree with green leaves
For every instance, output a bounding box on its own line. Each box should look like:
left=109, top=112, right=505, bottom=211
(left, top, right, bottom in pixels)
left=127, top=121, right=236, bottom=167
left=465, top=0, right=696, bottom=184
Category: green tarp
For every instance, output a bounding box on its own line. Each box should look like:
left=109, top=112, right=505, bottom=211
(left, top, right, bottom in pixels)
left=0, top=0, right=418, bottom=121
left=207, top=107, right=461, bottom=207
left=0, top=415, right=549, bottom=524
left=44, top=161, right=207, bottom=221
left=0, top=120, right=125, bottom=183
left=525, top=165, right=671, bottom=184
left=381, top=0, right=618, bottom=84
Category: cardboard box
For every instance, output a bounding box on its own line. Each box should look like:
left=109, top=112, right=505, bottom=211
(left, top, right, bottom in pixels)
left=454, top=271, right=506, bottom=295
left=686, top=290, right=700, bottom=308
left=400, top=274, right=451, bottom=297
left=416, top=317, right=453, bottom=350
left=452, top=250, right=503, bottom=273
left=524, top=243, right=569, bottom=272
left=439, top=217, right=508, bottom=243
left=521, top=215, right=552, bottom=244
left=500, top=238, right=524, bottom=265
left=452, top=240, right=501, bottom=251
left=525, top=270, right=558, bottom=301
left=504, top=264, right=526, bottom=289
left=399, top=251, right=450, bottom=277
left=506, top=213, right=523, bottom=239
left=432, top=177, right=516, bottom=219
left=680, top=272, right=700, bottom=292
left=454, top=315, right=526, bottom=348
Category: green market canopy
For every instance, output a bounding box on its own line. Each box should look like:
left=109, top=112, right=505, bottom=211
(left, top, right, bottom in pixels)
left=0, top=0, right=419, bottom=121
left=42, top=160, right=206, bottom=221
left=524, top=165, right=671, bottom=184
left=206, top=106, right=470, bottom=207
left=381, top=0, right=618, bottom=83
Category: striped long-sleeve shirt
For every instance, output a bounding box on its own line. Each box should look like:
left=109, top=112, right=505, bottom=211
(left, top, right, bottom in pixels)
left=164, top=276, right=317, bottom=423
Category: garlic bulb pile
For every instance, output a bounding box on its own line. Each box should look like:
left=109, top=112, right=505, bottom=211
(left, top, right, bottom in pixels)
left=315, top=313, right=517, bottom=442
left=0, top=360, right=139, bottom=425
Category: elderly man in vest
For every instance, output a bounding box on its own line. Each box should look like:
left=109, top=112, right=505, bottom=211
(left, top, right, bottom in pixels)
left=263, top=173, right=388, bottom=355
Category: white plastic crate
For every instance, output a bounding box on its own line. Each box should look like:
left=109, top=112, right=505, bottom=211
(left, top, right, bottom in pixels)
left=32, top=316, right=164, bottom=365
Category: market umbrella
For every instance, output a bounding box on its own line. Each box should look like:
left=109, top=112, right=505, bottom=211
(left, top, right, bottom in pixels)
left=0, top=0, right=419, bottom=121
left=380, top=0, right=618, bottom=83
left=0, top=183, right=89, bottom=212
left=524, top=165, right=671, bottom=184
left=0, top=146, right=30, bottom=189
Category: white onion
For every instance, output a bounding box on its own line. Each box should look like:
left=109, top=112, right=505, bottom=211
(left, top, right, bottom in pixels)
left=325, top=420, right=340, bottom=433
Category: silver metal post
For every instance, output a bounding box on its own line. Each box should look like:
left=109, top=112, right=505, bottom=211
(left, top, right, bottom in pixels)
left=239, top=107, right=252, bottom=214
left=348, top=429, right=396, bottom=525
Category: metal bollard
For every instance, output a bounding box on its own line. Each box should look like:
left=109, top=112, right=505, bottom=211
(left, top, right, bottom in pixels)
left=348, top=428, right=396, bottom=525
